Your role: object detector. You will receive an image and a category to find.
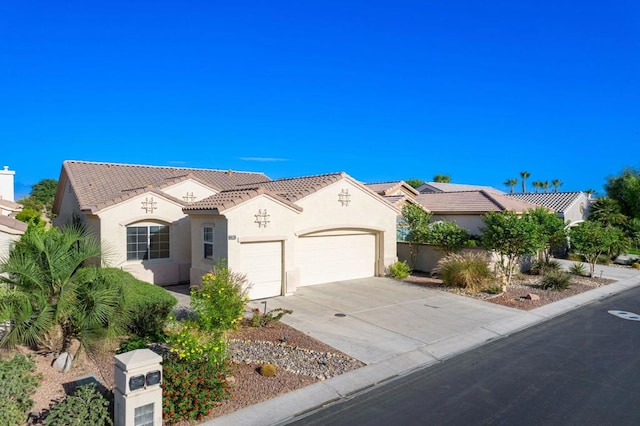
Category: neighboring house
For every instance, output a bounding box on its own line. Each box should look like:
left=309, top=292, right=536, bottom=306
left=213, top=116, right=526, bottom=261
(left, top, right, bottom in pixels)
left=505, top=191, right=591, bottom=227
left=414, top=190, right=546, bottom=235
left=0, top=165, right=22, bottom=217
left=0, top=214, right=27, bottom=262
left=53, top=161, right=399, bottom=299
left=365, top=181, right=428, bottom=240
left=417, top=182, right=504, bottom=194
left=184, top=173, right=399, bottom=299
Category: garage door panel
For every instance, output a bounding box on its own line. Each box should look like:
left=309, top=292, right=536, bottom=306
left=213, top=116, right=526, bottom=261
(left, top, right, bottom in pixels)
left=298, top=234, right=375, bottom=286
left=240, top=242, right=282, bottom=299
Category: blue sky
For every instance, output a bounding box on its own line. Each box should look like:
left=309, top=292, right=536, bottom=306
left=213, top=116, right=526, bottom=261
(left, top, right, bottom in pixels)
left=1, top=1, right=639, bottom=198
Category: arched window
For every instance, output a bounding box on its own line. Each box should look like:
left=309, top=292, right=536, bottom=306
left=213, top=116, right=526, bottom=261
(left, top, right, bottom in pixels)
left=126, top=222, right=170, bottom=261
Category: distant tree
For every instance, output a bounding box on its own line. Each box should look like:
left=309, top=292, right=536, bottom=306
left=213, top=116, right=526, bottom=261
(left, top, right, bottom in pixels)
left=584, top=189, right=596, bottom=197
left=520, top=171, right=531, bottom=193
left=405, top=179, right=424, bottom=189
left=30, top=178, right=57, bottom=218
left=542, top=181, right=549, bottom=193
left=481, top=210, right=545, bottom=287
left=14, top=208, right=46, bottom=232
left=569, top=221, right=628, bottom=277
left=551, top=179, right=563, bottom=193
left=433, top=174, right=451, bottom=183
left=532, top=181, right=542, bottom=193
left=426, top=221, right=470, bottom=254
left=589, top=197, right=628, bottom=228
left=17, top=195, right=44, bottom=213
left=504, top=178, right=518, bottom=194
left=604, top=167, right=640, bottom=219
left=401, top=204, right=433, bottom=266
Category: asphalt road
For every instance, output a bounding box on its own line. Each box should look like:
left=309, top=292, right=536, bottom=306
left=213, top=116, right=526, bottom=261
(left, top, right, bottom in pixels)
left=286, top=286, right=640, bottom=426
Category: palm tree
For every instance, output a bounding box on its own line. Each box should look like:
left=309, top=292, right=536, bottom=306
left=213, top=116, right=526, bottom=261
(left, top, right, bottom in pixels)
left=532, top=181, right=542, bottom=193
left=589, top=197, right=628, bottom=228
left=504, top=178, right=518, bottom=194
left=0, top=225, right=128, bottom=354
left=520, top=171, right=530, bottom=193
left=551, top=179, right=563, bottom=193
left=433, top=174, right=451, bottom=183
left=542, top=181, right=549, bottom=193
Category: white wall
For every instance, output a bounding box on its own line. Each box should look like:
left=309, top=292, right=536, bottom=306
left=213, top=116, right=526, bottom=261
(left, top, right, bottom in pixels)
left=430, top=214, right=486, bottom=236
left=0, top=166, right=15, bottom=202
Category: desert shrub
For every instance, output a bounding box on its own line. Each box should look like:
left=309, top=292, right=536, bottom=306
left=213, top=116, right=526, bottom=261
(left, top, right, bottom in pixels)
left=111, top=269, right=178, bottom=338
left=540, top=271, right=572, bottom=290
left=250, top=308, right=293, bottom=327
left=0, top=353, right=40, bottom=426
left=388, top=261, right=411, bottom=279
left=259, top=363, right=277, bottom=377
left=115, top=333, right=166, bottom=354
left=596, top=254, right=612, bottom=265
left=191, top=261, right=248, bottom=332
left=162, top=354, right=229, bottom=423
left=567, top=253, right=583, bottom=262
left=633, top=262, right=640, bottom=269
left=485, top=286, right=503, bottom=295
left=165, top=322, right=227, bottom=364
left=433, top=252, right=494, bottom=292
left=529, top=259, right=562, bottom=276
left=569, top=262, right=587, bottom=276
left=45, top=383, right=112, bottom=426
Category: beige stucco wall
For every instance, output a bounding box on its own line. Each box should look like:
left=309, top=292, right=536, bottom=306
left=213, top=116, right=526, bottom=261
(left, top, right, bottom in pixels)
left=52, top=180, right=84, bottom=228
left=188, top=177, right=399, bottom=295
left=431, top=214, right=486, bottom=236
left=160, top=179, right=218, bottom=204
left=397, top=242, right=498, bottom=273
left=0, top=226, right=22, bottom=262
left=97, top=193, right=191, bottom=285
left=561, top=194, right=591, bottom=226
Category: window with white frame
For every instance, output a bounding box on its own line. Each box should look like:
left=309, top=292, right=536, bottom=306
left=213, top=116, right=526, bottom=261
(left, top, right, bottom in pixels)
left=126, top=224, right=170, bottom=261
left=203, top=226, right=214, bottom=259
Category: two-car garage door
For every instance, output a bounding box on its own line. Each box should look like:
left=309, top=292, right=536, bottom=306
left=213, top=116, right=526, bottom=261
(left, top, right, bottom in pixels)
left=240, top=232, right=377, bottom=299
left=297, top=233, right=376, bottom=286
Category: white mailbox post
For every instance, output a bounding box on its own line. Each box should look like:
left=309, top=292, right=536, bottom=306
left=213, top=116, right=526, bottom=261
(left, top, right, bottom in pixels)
left=114, top=349, right=163, bottom=426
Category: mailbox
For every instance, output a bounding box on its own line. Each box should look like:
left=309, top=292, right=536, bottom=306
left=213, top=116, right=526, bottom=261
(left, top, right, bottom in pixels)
left=114, top=349, right=163, bottom=426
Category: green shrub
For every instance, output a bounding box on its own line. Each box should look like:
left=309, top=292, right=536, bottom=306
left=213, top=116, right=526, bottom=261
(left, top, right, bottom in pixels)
left=0, top=353, right=40, bottom=426
left=250, top=308, right=293, bottom=327
left=103, top=268, right=178, bottom=338
left=540, top=271, right=572, bottom=290
left=485, top=286, right=503, bottom=295
left=569, top=262, right=587, bottom=276
left=116, top=333, right=165, bottom=354
left=433, top=252, right=494, bottom=293
left=388, top=261, right=411, bottom=279
left=567, top=253, right=583, bottom=262
left=529, top=259, right=561, bottom=275
left=596, top=254, right=612, bottom=265
left=165, top=322, right=227, bottom=364
left=45, top=383, right=112, bottom=426
left=162, top=354, right=229, bottom=423
left=191, top=261, right=248, bottom=332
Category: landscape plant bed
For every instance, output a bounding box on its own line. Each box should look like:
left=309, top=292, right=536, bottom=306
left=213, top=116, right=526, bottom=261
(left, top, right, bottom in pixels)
left=7, top=321, right=363, bottom=425
left=404, top=272, right=615, bottom=311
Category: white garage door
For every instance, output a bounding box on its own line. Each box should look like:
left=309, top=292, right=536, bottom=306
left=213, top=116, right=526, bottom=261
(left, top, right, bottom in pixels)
left=298, top=233, right=376, bottom=286
left=240, top=241, right=282, bottom=300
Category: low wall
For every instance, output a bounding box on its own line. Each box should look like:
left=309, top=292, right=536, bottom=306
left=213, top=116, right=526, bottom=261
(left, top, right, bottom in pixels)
left=397, top=242, right=496, bottom=273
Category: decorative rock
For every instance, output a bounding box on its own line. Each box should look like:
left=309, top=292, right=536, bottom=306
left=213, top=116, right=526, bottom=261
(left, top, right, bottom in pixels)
left=67, top=338, right=81, bottom=356
left=52, top=352, right=73, bottom=372
left=524, top=293, right=540, bottom=301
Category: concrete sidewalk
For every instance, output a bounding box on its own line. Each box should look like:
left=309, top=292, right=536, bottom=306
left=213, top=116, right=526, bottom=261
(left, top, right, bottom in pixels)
left=204, top=264, right=640, bottom=426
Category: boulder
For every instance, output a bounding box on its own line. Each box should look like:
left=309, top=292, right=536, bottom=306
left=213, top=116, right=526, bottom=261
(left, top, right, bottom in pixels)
left=53, top=352, right=74, bottom=373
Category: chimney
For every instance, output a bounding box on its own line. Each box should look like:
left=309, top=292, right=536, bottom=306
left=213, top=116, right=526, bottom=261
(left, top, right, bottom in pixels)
left=0, top=165, right=16, bottom=202
left=227, top=169, right=233, bottom=176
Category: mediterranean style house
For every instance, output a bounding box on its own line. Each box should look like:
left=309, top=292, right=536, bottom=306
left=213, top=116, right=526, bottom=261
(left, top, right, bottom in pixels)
left=52, top=161, right=399, bottom=299
left=0, top=165, right=26, bottom=262
left=505, top=191, right=592, bottom=227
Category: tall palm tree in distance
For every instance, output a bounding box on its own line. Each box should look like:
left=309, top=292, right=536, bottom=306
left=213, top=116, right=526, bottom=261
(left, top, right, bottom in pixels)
left=551, top=179, right=563, bottom=193
left=504, top=178, right=518, bottom=194
left=532, top=181, right=542, bottom=193
left=543, top=181, right=549, bottom=193
left=520, top=171, right=530, bottom=193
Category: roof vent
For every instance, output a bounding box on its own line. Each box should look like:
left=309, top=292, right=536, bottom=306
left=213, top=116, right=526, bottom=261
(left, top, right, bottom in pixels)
left=227, top=169, right=233, bottom=176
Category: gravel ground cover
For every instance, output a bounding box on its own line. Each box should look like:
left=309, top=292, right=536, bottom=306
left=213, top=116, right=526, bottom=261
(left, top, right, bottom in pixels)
left=8, top=267, right=624, bottom=424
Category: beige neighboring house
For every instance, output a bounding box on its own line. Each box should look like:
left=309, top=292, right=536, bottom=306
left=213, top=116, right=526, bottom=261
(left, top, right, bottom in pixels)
left=417, top=181, right=504, bottom=194
left=505, top=191, right=591, bottom=227
left=53, top=161, right=399, bottom=299
left=185, top=173, right=399, bottom=299
left=414, top=190, right=546, bottom=235
left=0, top=165, right=22, bottom=217
left=0, top=212, right=27, bottom=263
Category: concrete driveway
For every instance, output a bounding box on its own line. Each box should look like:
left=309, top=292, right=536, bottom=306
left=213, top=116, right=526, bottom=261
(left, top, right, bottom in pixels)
left=247, top=277, right=523, bottom=365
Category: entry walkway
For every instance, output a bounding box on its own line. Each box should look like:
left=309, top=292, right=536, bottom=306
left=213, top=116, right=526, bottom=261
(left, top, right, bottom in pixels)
left=206, top=264, right=640, bottom=426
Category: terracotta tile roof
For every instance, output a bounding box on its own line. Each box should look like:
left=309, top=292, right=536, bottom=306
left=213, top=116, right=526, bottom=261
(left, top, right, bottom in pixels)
left=0, top=199, right=22, bottom=211
left=56, top=160, right=270, bottom=214
left=0, top=215, right=27, bottom=233
left=505, top=192, right=587, bottom=213
left=365, top=181, right=419, bottom=197
left=234, top=172, right=346, bottom=203
left=417, top=182, right=503, bottom=194
left=414, top=190, right=546, bottom=214
left=183, top=187, right=303, bottom=213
